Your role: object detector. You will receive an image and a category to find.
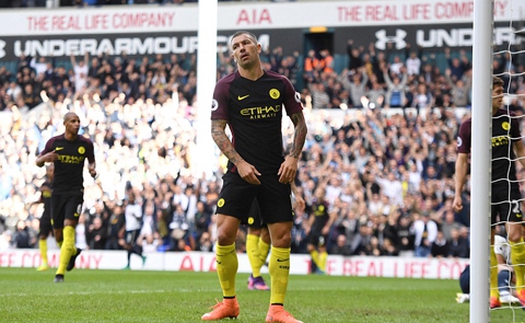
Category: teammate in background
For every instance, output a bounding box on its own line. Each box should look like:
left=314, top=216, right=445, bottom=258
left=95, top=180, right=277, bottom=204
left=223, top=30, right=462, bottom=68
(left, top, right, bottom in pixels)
left=121, top=190, right=147, bottom=270
left=453, top=76, right=525, bottom=308
left=246, top=199, right=271, bottom=291
left=246, top=184, right=305, bottom=290
left=35, top=163, right=54, bottom=271
left=202, top=31, right=307, bottom=323
left=305, top=185, right=336, bottom=275
left=493, top=232, right=520, bottom=304
left=35, top=112, right=97, bottom=283
left=456, top=230, right=520, bottom=305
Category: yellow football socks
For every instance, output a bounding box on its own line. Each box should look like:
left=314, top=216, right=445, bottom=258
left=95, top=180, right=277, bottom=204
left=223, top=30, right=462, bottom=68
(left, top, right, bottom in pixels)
left=37, top=239, right=49, bottom=271
left=216, top=243, right=238, bottom=297
left=310, top=249, right=320, bottom=269
left=490, top=248, right=499, bottom=298
left=510, top=239, right=525, bottom=292
left=56, top=226, right=76, bottom=276
left=246, top=234, right=263, bottom=277
left=268, top=246, right=291, bottom=305
left=318, top=250, right=328, bottom=272
left=258, top=239, right=270, bottom=268
left=39, top=239, right=48, bottom=266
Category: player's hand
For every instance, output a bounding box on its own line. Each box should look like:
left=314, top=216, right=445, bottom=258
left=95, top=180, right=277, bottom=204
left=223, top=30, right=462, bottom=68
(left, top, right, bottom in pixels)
left=39, top=151, right=59, bottom=164
left=237, top=160, right=261, bottom=185
left=89, top=168, right=97, bottom=179
left=278, top=156, right=298, bottom=184
left=452, top=195, right=463, bottom=213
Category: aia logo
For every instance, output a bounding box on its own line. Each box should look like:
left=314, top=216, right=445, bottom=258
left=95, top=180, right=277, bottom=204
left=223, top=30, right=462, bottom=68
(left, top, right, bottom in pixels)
left=375, top=29, right=407, bottom=50
left=0, top=40, right=6, bottom=59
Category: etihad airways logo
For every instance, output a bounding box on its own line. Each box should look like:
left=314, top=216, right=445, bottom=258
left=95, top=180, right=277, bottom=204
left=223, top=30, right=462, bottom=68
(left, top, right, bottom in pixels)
left=240, top=105, right=281, bottom=119
left=492, top=135, right=509, bottom=147
left=57, top=155, right=86, bottom=164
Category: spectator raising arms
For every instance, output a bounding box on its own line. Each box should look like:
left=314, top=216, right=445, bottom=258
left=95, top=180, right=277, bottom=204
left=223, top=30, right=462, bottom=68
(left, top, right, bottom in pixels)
left=7, top=37, right=522, bottom=279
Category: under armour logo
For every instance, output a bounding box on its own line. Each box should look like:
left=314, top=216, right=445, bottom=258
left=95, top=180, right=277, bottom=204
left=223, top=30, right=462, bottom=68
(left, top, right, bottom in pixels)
left=375, top=29, right=407, bottom=50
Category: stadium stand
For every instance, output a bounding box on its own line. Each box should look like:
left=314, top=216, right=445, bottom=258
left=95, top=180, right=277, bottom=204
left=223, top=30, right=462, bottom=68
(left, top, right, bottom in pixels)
left=1, top=3, right=524, bottom=262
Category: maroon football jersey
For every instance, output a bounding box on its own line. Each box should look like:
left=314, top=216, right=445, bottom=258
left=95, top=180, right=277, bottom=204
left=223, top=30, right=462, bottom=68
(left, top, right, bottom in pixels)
left=39, top=134, right=95, bottom=193
left=211, top=70, right=302, bottom=174
left=456, top=109, right=520, bottom=182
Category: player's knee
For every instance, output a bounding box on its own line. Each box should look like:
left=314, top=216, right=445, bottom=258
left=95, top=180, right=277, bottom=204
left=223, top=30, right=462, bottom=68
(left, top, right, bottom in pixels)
left=248, top=227, right=262, bottom=236
left=272, top=235, right=292, bottom=248
left=260, top=228, right=270, bottom=243
left=508, top=233, right=521, bottom=243
left=64, top=220, right=77, bottom=228
left=216, top=231, right=236, bottom=245
left=268, top=222, right=292, bottom=239
left=54, top=231, right=63, bottom=242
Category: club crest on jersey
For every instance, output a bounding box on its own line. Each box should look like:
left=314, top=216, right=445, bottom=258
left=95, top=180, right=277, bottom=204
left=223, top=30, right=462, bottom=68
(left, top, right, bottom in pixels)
left=211, top=99, right=219, bottom=111
left=294, top=91, right=301, bottom=103
left=502, top=121, right=510, bottom=131
left=269, top=88, right=280, bottom=100
left=78, top=146, right=85, bottom=155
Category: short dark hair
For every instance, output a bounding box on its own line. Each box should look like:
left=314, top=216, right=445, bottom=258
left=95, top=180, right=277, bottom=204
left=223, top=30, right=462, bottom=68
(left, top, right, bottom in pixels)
left=229, top=31, right=258, bottom=48
left=493, top=76, right=504, bottom=87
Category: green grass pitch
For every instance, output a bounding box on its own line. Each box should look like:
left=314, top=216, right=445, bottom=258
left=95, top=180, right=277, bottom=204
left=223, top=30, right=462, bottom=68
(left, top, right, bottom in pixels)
left=0, top=268, right=522, bottom=322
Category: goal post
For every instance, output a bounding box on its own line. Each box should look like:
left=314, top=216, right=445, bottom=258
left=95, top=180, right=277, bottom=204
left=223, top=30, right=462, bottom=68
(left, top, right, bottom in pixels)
left=470, top=0, right=494, bottom=322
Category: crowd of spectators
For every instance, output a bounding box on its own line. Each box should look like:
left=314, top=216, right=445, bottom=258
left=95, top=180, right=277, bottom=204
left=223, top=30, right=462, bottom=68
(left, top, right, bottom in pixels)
left=0, top=36, right=524, bottom=263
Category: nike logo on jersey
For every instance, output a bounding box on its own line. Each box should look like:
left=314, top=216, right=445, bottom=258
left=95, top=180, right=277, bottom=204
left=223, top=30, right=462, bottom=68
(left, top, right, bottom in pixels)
left=237, top=94, right=250, bottom=101
left=55, top=147, right=64, bottom=151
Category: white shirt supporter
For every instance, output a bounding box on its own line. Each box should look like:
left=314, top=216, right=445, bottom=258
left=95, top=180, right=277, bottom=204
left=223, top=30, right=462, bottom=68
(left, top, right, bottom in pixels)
left=125, top=203, right=142, bottom=231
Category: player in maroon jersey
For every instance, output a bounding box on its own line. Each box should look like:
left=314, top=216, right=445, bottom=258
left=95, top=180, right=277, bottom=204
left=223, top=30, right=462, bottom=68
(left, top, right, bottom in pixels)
left=36, top=112, right=96, bottom=283
left=201, top=31, right=307, bottom=323
left=34, top=163, right=54, bottom=272
left=454, top=76, right=525, bottom=308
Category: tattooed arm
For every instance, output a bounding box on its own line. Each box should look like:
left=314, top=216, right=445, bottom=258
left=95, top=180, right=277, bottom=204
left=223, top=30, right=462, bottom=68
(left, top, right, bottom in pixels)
left=211, top=119, right=261, bottom=185
left=287, top=112, right=307, bottom=159
left=211, top=119, right=243, bottom=165
left=278, top=111, right=308, bottom=184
